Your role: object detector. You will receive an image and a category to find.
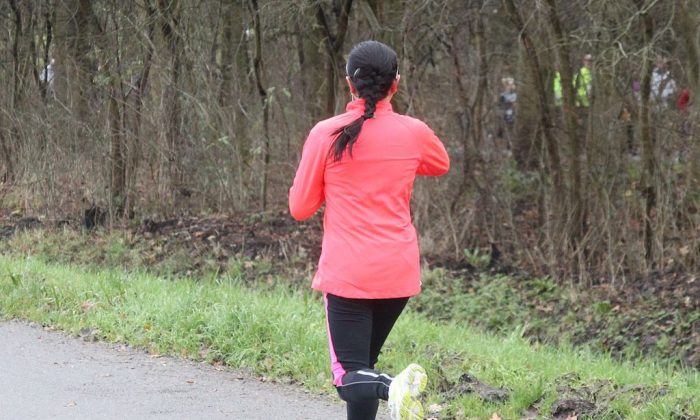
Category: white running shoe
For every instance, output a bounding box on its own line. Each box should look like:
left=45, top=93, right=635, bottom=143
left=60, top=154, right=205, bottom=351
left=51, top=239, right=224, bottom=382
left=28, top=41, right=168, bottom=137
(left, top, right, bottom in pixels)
left=388, top=363, right=427, bottom=420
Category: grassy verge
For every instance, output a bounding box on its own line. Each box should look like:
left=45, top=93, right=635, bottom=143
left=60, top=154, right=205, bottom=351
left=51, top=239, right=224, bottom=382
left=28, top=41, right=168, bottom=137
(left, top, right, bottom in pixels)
left=6, top=227, right=698, bottom=370
left=0, top=255, right=698, bottom=419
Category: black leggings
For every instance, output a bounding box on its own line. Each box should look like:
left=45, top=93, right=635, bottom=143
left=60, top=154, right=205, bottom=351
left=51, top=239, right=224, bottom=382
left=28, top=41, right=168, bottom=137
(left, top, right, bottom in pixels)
left=324, top=293, right=409, bottom=420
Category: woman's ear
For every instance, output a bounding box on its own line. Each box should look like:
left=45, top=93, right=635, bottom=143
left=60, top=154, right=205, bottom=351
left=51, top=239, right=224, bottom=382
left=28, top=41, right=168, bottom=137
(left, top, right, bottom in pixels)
left=346, top=76, right=358, bottom=97
left=389, top=75, right=400, bottom=94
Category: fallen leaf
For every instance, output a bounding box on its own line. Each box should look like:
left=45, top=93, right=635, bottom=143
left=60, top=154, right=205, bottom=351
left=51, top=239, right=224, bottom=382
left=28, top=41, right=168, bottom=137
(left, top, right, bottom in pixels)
left=186, top=379, right=195, bottom=384
left=490, top=413, right=502, bottom=420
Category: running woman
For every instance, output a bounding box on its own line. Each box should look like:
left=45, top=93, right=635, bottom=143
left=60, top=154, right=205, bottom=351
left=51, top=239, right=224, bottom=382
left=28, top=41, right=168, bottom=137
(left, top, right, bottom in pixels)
left=289, top=40, right=450, bottom=420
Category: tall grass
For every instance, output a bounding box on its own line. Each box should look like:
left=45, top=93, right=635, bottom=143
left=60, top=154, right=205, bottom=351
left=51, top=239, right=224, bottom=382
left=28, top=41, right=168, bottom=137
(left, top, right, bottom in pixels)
left=0, top=255, right=697, bottom=419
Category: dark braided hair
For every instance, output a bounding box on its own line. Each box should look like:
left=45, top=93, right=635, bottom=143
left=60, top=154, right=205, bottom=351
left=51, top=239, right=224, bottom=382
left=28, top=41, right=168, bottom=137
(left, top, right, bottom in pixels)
left=330, top=41, right=399, bottom=162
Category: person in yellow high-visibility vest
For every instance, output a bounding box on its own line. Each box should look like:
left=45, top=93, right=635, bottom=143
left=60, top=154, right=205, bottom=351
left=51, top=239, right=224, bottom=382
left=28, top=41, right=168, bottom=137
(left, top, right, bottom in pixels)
left=553, top=70, right=563, bottom=107
left=574, top=54, right=593, bottom=108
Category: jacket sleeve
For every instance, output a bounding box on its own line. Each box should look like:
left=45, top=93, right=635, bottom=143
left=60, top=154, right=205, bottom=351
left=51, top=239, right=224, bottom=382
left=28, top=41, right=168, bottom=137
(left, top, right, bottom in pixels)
left=289, top=130, right=326, bottom=220
left=416, top=123, right=450, bottom=176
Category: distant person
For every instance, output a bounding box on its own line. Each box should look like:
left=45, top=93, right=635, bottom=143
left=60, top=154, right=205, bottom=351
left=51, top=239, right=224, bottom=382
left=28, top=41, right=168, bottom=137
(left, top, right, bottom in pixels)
left=499, top=77, right=517, bottom=126
left=650, top=57, right=677, bottom=107
left=678, top=88, right=690, bottom=113
left=39, top=58, right=55, bottom=85
left=574, top=54, right=593, bottom=109
left=289, top=40, right=450, bottom=420
left=39, top=58, right=55, bottom=99
left=619, top=104, right=635, bottom=155
left=632, top=79, right=641, bottom=100
left=553, top=70, right=563, bottom=107
left=678, top=88, right=691, bottom=138
left=498, top=77, right=517, bottom=149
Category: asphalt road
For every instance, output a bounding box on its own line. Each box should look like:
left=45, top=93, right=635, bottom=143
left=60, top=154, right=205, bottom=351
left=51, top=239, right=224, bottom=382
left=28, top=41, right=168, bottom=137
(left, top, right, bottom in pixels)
left=0, top=320, right=346, bottom=420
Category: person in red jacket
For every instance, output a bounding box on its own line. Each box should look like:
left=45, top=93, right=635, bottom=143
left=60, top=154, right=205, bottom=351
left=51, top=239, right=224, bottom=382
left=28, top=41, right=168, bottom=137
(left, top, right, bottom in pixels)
left=289, top=40, right=449, bottom=420
left=678, top=88, right=690, bottom=113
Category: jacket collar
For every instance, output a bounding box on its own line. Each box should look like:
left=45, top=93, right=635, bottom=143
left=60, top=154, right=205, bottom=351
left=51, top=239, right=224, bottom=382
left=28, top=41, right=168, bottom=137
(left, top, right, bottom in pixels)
left=346, top=99, right=393, bottom=115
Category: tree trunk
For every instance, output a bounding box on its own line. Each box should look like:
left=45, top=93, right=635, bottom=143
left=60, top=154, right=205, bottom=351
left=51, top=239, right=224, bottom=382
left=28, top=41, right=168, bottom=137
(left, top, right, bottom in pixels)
left=105, top=6, right=126, bottom=218
left=9, top=0, right=24, bottom=108
left=109, top=80, right=126, bottom=217
left=0, top=116, right=12, bottom=182
left=503, top=0, right=565, bottom=241
left=124, top=0, right=157, bottom=219
left=247, top=0, right=270, bottom=211
left=678, top=1, right=700, bottom=198
left=74, top=0, right=99, bottom=121
left=295, top=18, right=310, bottom=120
left=316, top=0, right=354, bottom=117
left=446, top=7, right=487, bottom=215
left=40, top=3, right=54, bottom=102
left=219, top=0, right=236, bottom=107
left=636, top=1, right=656, bottom=264
left=158, top=0, right=184, bottom=196
left=544, top=0, right=585, bottom=267
left=5, top=0, right=24, bottom=181
left=503, top=0, right=563, bottom=195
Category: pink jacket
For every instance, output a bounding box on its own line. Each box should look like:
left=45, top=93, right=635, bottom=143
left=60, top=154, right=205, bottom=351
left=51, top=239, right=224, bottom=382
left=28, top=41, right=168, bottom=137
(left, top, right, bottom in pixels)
left=289, top=99, right=449, bottom=299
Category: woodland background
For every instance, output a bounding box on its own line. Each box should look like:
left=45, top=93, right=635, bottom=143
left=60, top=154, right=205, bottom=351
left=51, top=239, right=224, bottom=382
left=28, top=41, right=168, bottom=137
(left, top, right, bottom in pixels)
left=1, top=0, right=699, bottom=283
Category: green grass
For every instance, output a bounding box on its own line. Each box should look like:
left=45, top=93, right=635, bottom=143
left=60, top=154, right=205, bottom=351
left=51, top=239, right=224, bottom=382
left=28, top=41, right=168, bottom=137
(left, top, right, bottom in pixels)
left=0, top=255, right=698, bottom=419
left=6, top=228, right=698, bottom=370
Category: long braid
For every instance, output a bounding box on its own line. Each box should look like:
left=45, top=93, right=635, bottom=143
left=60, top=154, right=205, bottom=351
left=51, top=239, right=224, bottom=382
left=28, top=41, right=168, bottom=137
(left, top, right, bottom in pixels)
left=330, top=41, right=398, bottom=162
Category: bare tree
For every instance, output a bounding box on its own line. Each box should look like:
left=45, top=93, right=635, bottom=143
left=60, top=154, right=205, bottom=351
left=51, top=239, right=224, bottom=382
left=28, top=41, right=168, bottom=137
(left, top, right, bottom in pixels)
left=316, top=0, right=354, bottom=116
left=544, top=0, right=586, bottom=264
left=157, top=0, right=184, bottom=199
left=124, top=0, right=157, bottom=218
left=1, top=0, right=698, bottom=279
left=247, top=0, right=271, bottom=211
left=633, top=0, right=657, bottom=263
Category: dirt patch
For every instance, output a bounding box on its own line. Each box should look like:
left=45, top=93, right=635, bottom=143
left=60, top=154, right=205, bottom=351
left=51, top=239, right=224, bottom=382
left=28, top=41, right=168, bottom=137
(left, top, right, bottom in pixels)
left=135, top=212, right=323, bottom=264
left=440, top=373, right=510, bottom=403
